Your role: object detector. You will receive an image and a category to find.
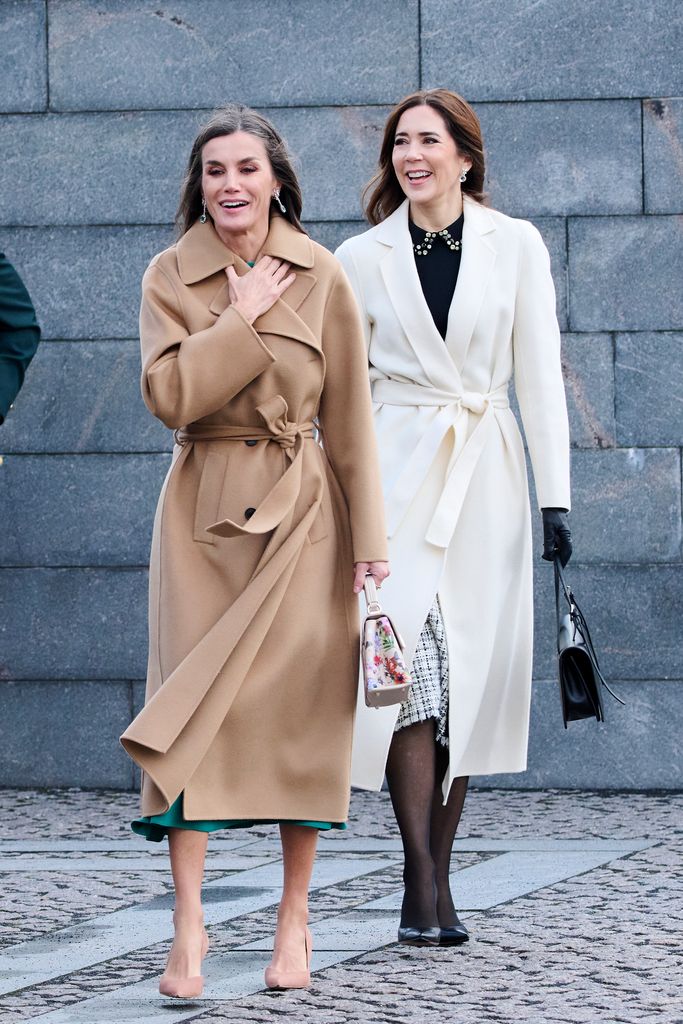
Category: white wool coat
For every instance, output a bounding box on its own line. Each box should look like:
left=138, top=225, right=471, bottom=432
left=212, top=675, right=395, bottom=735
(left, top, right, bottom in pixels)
left=336, top=197, right=571, bottom=799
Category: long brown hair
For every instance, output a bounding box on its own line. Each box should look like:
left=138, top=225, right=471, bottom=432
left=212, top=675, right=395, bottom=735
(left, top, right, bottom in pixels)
left=176, top=105, right=305, bottom=236
left=364, top=89, right=486, bottom=225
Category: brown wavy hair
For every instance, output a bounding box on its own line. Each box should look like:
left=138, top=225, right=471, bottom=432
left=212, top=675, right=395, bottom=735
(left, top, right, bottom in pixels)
left=364, top=90, right=486, bottom=225
left=176, top=105, right=305, bottom=236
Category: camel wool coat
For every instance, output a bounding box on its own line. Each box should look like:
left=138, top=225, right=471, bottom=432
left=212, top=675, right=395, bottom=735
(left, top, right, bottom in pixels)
left=336, top=197, right=571, bottom=799
left=121, top=215, right=387, bottom=822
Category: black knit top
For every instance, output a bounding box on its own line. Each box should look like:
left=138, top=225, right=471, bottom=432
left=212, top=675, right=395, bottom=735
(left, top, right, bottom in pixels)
left=408, top=213, right=464, bottom=340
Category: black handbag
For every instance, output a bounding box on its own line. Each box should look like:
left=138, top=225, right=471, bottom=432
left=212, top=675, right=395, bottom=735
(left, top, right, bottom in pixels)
left=554, top=558, right=624, bottom=727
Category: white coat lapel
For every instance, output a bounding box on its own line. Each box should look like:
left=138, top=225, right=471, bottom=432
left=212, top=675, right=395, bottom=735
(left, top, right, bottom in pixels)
left=445, top=198, right=497, bottom=371
left=378, top=202, right=461, bottom=389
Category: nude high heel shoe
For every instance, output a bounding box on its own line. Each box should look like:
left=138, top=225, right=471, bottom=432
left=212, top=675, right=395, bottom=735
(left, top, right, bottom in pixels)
left=264, top=926, right=312, bottom=990
left=158, top=927, right=209, bottom=999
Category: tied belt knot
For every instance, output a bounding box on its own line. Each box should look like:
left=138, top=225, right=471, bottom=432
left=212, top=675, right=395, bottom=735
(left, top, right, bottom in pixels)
left=371, top=378, right=510, bottom=549
left=459, top=391, right=488, bottom=415
left=261, top=401, right=300, bottom=454
left=173, top=394, right=316, bottom=538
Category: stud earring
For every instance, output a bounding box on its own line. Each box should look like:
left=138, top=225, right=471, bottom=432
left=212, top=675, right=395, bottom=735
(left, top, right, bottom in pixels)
left=200, top=197, right=207, bottom=223
left=273, top=189, right=287, bottom=214
left=459, top=170, right=468, bottom=184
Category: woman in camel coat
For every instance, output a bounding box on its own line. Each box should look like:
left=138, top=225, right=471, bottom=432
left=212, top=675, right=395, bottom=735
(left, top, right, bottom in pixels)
left=336, top=90, right=571, bottom=945
left=121, top=105, right=388, bottom=995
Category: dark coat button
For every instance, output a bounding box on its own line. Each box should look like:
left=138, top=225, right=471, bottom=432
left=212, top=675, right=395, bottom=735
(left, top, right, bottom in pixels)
left=245, top=439, right=257, bottom=446
left=244, top=507, right=256, bottom=520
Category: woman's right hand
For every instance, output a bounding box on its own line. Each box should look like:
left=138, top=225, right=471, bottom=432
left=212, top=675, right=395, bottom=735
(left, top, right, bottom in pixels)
left=353, top=561, right=391, bottom=595
left=226, top=257, right=296, bottom=324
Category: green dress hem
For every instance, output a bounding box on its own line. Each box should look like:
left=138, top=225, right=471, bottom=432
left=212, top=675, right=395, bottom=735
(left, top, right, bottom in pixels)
left=131, top=795, right=346, bottom=843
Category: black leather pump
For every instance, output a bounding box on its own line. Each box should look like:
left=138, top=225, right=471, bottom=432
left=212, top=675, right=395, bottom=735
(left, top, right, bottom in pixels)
left=438, top=914, right=469, bottom=945
left=397, top=925, right=441, bottom=946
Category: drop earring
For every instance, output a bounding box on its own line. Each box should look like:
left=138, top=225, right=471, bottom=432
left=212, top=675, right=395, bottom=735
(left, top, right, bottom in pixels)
left=200, top=197, right=207, bottom=223
left=459, top=170, right=468, bottom=183
left=273, top=189, right=287, bottom=214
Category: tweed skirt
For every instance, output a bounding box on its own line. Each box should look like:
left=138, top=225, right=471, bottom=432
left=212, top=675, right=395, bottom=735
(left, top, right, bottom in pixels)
left=395, top=597, right=449, bottom=746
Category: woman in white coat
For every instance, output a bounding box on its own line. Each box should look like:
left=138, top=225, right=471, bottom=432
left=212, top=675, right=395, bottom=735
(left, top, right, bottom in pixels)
left=336, top=90, right=572, bottom=946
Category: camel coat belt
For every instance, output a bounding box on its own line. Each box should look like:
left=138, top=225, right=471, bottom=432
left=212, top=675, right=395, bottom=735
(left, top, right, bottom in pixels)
left=175, top=396, right=316, bottom=542
left=121, top=215, right=387, bottom=822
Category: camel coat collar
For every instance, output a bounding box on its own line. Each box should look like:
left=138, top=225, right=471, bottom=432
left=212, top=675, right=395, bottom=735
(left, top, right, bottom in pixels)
left=176, top=214, right=315, bottom=285
left=177, top=216, right=318, bottom=348
left=375, top=196, right=497, bottom=380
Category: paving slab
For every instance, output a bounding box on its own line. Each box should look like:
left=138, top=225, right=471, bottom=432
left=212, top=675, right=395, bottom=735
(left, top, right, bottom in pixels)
left=0, top=839, right=258, bottom=853
left=363, top=848, right=651, bottom=911
left=0, top=854, right=275, bottom=873
left=0, top=788, right=679, bottom=1024
left=0, top=856, right=389, bottom=995
left=32, top=949, right=362, bottom=1023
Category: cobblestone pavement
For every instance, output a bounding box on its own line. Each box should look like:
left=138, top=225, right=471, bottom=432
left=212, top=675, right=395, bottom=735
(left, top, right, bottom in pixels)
left=0, top=788, right=680, bottom=1024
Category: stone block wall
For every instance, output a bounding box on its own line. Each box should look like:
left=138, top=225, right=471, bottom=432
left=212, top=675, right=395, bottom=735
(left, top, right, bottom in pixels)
left=0, top=0, right=681, bottom=790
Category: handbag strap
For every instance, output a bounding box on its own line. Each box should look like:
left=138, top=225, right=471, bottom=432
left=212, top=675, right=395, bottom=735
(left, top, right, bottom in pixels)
left=554, top=557, right=576, bottom=655
left=363, top=573, right=382, bottom=615
left=554, top=558, right=625, bottom=706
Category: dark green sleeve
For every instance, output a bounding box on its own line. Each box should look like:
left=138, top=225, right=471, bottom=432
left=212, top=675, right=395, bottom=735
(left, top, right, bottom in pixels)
left=0, top=252, right=41, bottom=424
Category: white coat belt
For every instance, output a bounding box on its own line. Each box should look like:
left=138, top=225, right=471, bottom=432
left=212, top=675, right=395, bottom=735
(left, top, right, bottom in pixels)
left=371, top=378, right=510, bottom=549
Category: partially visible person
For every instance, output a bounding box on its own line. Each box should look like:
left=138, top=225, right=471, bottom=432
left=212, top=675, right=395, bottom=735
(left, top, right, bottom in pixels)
left=0, top=253, right=41, bottom=424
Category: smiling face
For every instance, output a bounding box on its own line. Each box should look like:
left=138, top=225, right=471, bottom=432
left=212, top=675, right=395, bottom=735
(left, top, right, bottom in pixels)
left=391, top=104, right=471, bottom=209
left=201, top=131, right=278, bottom=241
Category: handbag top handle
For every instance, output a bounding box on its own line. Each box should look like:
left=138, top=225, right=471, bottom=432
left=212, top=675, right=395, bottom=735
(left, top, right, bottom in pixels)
left=554, top=557, right=575, bottom=645
left=553, top=557, right=625, bottom=707
left=363, top=573, right=382, bottom=615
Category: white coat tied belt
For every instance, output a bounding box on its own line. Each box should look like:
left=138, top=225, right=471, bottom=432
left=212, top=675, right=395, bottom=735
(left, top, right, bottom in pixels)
left=372, top=378, right=510, bottom=549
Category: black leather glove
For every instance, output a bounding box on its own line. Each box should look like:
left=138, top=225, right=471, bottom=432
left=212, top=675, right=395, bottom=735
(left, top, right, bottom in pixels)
left=541, top=508, right=572, bottom=567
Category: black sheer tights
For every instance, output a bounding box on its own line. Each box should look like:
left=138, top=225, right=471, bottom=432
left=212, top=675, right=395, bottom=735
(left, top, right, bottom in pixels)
left=385, top=720, right=469, bottom=928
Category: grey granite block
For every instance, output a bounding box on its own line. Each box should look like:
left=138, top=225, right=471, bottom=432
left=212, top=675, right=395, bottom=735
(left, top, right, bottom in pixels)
left=262, top=106, right=389, bottom=222
left=0, top=680, right=134, bottom=788
left=422, top=0, right=683, bottom=101
left=0, top=111, right=202, bottom=226
left=531, top=218, right=567, bottom=330
left=643, top=99, right=683, bottom=214
left=478, top=101, right=642, bottom=216
left=0, top=568, right=148, bottom=679
left=132, top=679, right=146, bottom=716
left=567, top=449, right=682, bottom=563
left=0, top=340, right=171, bottom=453
left=561, top=334, right=616, bottom=448
left=0, top=454, right=170, bottom=567
left=0, top=226, right=173, bottom=339
left=0, top=104, right=386, bottom=224
left=532, top=564, right=682, bottom=682
left=131, top=679, right=146, bottom=790
left=306, top=222, right=367, bottom=254
left=473, top=680, right=682, bottom=789
left=615, top=332, right=683, bottom=445
left=568, top=217, right=683, bottom=331
left=0, top=0, right=46, bottom=112
left=49, top=0, right=418, bottom=110
left=526, top=445, right=681, bottom=563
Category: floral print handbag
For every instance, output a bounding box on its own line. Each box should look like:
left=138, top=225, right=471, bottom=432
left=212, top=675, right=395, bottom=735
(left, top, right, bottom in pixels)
left=362, top=574, right=413, bottom=708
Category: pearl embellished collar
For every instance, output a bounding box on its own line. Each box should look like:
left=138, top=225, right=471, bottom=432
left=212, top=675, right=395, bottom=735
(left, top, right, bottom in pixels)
left=410, top=214, right=464, bottom=257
